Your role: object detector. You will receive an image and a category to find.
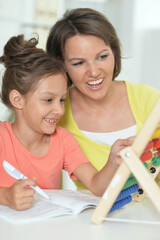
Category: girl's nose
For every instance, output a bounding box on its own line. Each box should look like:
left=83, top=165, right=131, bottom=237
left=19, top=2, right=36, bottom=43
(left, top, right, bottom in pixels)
left=53, top=102, right=64, bottom=116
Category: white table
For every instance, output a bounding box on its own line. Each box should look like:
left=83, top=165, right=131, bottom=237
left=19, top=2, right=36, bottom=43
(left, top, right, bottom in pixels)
left=0, top=196, right=160, bottom=240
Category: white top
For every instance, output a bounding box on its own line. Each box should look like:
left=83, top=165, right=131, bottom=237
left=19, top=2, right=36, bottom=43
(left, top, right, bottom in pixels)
left=81, top=125, right=137, bottom=145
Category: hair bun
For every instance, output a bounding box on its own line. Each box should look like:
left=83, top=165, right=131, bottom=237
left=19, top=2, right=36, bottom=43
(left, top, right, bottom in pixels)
left=0, top=34, right=39, bottom=68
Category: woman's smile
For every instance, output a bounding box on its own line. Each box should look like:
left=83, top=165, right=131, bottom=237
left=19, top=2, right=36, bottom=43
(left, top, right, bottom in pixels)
left=86, top=78, right=104, bottom=89
left=64, top=35, right=115, bottom=100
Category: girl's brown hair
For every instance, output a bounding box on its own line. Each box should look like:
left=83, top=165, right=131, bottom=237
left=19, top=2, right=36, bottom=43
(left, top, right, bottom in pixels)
left=0, top=34, right=66, bottom=109
left=46, top=8, right=121, bottom=81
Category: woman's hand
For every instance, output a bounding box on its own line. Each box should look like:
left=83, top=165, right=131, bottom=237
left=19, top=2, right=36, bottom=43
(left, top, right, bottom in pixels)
left=3, top=178, right=36, bottom=210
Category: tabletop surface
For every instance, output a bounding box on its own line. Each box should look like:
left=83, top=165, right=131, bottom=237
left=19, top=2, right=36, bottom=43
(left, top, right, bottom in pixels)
left=0, top=196, right=160, bottom=240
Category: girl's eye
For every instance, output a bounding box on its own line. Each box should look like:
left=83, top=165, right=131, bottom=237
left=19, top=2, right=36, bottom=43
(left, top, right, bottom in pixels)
left=72, top=61, right=84, bottom=66
left=45, top=98, right=52, bottom=102
left=60, top=98, right=66, bottom=103
left=98, top=54, right=108, bottom=60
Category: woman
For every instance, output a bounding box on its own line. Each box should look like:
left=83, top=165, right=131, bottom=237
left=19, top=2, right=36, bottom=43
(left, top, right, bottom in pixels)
left=46, top=8, right=160, bottom=189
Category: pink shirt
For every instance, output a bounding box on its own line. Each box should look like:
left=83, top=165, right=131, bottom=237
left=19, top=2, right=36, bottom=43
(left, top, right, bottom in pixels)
left=0, top=122, right=88, bottom=189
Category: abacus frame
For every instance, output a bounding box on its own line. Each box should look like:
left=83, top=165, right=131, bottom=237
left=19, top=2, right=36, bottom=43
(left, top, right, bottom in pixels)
left=91, top=98, right=160, bottom=225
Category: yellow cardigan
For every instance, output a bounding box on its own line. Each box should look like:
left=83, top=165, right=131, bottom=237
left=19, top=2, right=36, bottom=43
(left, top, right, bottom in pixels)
left=59, top=81, right=160, bottom=189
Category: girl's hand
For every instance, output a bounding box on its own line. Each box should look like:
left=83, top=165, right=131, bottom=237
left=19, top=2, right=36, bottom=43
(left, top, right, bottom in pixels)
left=4, top=178, right=36, bottom=210
left=109, top=136, right=136, bottom=166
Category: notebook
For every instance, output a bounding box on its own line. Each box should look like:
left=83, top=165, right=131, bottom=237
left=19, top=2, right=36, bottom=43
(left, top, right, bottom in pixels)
left=0, top=190, right=100, bottom=223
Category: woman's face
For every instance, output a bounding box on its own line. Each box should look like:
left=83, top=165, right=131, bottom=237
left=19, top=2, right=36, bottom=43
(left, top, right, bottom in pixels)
left=64, top=35, right=115, bottom=100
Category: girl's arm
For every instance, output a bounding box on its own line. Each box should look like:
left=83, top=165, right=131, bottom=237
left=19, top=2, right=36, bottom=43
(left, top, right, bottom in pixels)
left=73, top=137, right=135, bottom=196
left=0, top=178, right=36, bottom=210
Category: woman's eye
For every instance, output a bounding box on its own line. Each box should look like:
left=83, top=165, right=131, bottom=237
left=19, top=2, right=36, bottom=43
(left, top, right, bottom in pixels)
left=99, top=54, right=108, bottom=60
left=72, top=61, right=84, bottom=66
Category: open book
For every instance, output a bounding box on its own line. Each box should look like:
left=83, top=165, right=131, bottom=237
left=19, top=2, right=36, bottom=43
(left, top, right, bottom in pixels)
left=0, top=190, right=100, bottom=223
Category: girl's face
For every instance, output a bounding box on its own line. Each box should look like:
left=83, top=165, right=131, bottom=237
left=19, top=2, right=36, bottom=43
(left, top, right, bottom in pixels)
left=64, top=35, right=115, bottom=100
left=21, top=73, right=67, bottom=135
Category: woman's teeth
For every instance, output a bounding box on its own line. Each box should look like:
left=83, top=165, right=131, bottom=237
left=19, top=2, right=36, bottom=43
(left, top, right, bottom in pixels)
left=87, top=78, right=103, bottom=86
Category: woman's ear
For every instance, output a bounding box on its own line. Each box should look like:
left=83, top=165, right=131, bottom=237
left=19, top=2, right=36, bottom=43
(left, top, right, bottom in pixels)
left=9, top=90, right=24, bottom=110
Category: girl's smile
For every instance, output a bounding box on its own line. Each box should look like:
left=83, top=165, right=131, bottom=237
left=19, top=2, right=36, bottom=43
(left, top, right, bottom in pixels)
left=12, top=73, right=67, bottom=146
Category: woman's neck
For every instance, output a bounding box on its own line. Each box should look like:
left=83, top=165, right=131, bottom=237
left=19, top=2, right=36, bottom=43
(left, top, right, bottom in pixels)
left=69, top=81, right=136, bottom=132
left=70, top=81, right=123, bottom=111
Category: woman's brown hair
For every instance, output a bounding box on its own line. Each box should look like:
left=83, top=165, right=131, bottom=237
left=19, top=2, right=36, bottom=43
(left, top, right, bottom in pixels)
left=46, top=8, right=121, bottom=81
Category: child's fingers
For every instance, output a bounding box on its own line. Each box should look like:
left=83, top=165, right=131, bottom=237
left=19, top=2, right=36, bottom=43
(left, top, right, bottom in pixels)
left=19, top=195, right=34, bottom=204
left=118, top=136, right=135, bottom=146
left=11, top=184, right=35, bottom=199
left=17, top=202, right=33, bottom=210
left=12, top=195, right=35, bottom=210
left=125, top=136, right=136, bottom=145
left=18, top=178, right=37, bottom=189
left=114, top=136, right=136, bottom=151
left=22, top=187, right=35, bottom=197
left=5, top=179, right=37, bottom=210
left=109, top=136, right=137, bottom=167
left=32, top=177, right=37, bottom=182
left=10, top=179, right=36, bottom=199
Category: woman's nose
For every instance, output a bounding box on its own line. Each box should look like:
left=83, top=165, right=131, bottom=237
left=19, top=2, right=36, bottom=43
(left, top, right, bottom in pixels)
left=86, top=62, right=100, bottom=77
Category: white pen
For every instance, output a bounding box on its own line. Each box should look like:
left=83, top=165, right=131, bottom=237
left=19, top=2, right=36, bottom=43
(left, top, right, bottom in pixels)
left=3, top=160, right=50, bottom=200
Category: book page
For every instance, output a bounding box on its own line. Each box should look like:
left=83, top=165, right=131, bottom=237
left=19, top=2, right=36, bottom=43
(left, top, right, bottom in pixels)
left=0, top=190, right=99, bottom=223
left=47, top=190, right=100, bottom=214
left=0, top=196, right=71, bottom=223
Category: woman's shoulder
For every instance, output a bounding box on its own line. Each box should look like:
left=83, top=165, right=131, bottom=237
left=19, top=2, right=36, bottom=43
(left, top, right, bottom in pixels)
left=125, top=81, right=160, bottom=117
left=125, top=81, right=160, bottom=96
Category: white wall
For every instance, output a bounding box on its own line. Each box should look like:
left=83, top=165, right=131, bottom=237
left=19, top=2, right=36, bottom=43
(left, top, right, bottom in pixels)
left=132, top=0, right=160, bottom=89
left=0, top=0, right=34, bottom=120
left=104, top=0, right=160, bottom=90
left=0, top=0, right=35, bottom=55
left=1, top=0, right=160, bottom=87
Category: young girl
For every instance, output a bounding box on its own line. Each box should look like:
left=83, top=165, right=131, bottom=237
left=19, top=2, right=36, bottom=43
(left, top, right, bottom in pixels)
left=0, top=34, right=133, bottom=211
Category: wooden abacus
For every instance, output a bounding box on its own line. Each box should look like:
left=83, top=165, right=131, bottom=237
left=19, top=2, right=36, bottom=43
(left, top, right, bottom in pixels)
left=91, top=97, right=160, bottom=225
left=133, top=138, right=160, bottom=202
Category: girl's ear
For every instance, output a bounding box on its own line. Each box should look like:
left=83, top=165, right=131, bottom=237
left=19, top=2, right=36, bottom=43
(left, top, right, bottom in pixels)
left=9, top=90, right=24, bottom=109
